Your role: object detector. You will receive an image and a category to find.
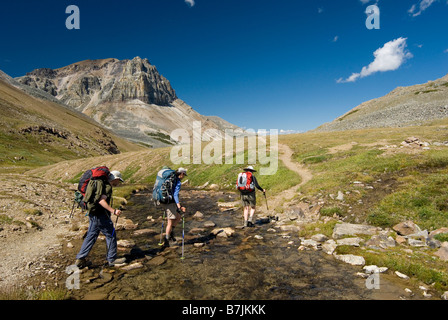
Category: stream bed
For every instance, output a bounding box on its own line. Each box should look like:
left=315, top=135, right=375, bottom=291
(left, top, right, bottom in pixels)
left=66, top=189, right=422, bottom=300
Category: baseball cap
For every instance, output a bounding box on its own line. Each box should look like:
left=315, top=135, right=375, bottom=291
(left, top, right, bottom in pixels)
left=109, top=170, right=124, bottom=182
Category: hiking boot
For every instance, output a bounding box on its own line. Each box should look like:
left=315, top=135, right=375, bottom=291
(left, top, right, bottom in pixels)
left=169, top=232, right=177, bottom=242
left=75, top=258, right=91, bottom=269
left=247, top=221, right=255, bottom=228
left=161, top=237, right=170, bottom=248
left=108, top=257, right=127, bottom=267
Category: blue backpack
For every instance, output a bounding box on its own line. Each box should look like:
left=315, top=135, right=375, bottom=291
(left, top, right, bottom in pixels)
left=152, top=168, right=178, bottom=204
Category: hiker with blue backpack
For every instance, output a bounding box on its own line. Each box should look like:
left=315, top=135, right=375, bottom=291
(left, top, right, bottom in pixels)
left=153, top=167, right=188, bottom=247
left=236, top=166, right=265, bottom=228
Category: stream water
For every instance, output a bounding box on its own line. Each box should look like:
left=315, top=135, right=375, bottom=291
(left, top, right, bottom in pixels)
left=67, top=189, right=420, bottom=300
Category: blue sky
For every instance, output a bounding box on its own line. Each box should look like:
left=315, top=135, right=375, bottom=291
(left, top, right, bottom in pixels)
left=1, top=0, right=447, bottom=133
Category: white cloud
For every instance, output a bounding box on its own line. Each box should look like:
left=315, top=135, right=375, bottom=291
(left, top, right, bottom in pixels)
left=333, top=36, right=339, bottom=42
left=318, top=7, right=324, bottom=14
left=408, top=0, right=437, bottom=17
left=444, top=49, right=448, bottom=53
left=337, top=37, right=413, bottom=83
left=185, top=0, right=195, bottom=7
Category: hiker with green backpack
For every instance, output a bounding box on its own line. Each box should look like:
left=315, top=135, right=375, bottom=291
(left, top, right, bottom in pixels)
left=153, top=167, right=188, bottom=247
left=236, top=166, right=266, bottom=227
left=74, top=168, right=126, bottom=268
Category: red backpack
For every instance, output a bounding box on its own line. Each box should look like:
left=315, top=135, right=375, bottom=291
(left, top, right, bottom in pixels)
left=78, top=166, right=110, bottom=196
left=236, top=171, right=255, bottom=192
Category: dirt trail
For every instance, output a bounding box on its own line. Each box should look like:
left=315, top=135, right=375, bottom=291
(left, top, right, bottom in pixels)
left=267, top=144, right=313, bottom=211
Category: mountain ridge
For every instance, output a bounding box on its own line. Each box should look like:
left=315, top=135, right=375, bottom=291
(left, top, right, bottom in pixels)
left=15, top=57, right=239, bottom=147
left=313, top=73, right=448, bottom=132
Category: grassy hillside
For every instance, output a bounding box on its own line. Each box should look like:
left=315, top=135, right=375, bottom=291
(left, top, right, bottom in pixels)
left=0, top=79, right=143, bottom=173
left=280, top=117, right=448, bottom=231
left=27, top=137, right=302, bottom=205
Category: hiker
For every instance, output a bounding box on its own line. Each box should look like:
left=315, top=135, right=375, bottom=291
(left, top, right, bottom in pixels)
left=162, top=168, right=187, bottom=247
left=237, top=166, right=265, bottom=227
left=75, top=170, right=126, bottom=268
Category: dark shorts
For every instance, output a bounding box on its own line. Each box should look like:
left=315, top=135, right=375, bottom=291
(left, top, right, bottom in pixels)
left=241, top=192, right=256, bottom=207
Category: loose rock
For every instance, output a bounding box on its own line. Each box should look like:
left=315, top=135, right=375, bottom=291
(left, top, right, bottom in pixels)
left=334, top=254, right=365, bottom=266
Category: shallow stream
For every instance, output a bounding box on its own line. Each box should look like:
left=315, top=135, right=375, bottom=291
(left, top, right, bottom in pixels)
left=67, top=189, right=420, bottom=300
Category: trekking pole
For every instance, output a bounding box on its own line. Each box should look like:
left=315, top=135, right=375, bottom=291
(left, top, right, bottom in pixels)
left=111, top=206, right=122, bottom=238
left=263, top=192, right=269, bottom=211
left=181, top=214, right=185, bottom=260
left=69, top=200, right=76, bottom=219
left=112, top=215, right=119, bottom=238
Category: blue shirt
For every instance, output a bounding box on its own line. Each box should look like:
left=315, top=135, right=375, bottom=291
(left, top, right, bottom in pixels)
left=172, top=179, right=181, bottom=204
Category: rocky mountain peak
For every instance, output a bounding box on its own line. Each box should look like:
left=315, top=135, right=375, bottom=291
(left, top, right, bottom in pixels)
left=16, top=57, right=177, bottom=108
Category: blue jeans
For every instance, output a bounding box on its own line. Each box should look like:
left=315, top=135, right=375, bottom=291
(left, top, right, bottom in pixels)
left=76, top=213, right=117, bottom=263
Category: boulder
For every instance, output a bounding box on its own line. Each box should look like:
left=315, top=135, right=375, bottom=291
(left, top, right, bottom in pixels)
left=393, top=221, right=421, bottom=236
left=193, top=211, right=204, bottom=219
left=203, top=221, right=216, bottom=228
left=117, top=239, right=135, bottom=248
left=395, top=271, right=410, bottom=280
left=287, top=207, right=305, bottom=221
left=429, top=227, right=448, bottom=239
left=132, top=228, right=158, bottom=236
left=300, top=239, right=321, bottom=250
left=334, top=254, right=365, bottom=266
left=332, top=223, right=379, bottom=239
left=337, top=237, right=363, bottom=247
left=211, top=227, right=235, bottom=238
left=435, top=242, right=448, bottom=261
left=117, top=218, right=138, bottom=230
left=408, top=238, right=426, bottom=247
left=189, top=227, right=206, bottom=234
left=311, top=234, right=329, bottom=242
left=147, top=255, right=167, bottom=266
left=365, top=234, right=396, bottom=249
left=395, top=235, right=407, bottom=245
left=194, top=242, right=205, bottom=248
left=363, top=265, right=388, bottom=274
left=336, top=191, right=344, bottom=201
left=322, top=240, right=337, bottom=255
left=121, top=262, right=144, bottom=271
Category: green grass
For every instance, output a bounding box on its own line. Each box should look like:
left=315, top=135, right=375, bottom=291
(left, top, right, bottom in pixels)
left=0, top=214, right=15, bottom=225
left=367, top=170, right=448, bottom=230
left=298, top=220, right=338, bottom=238
left=0, top=130, right=85, bottom=173
left=336, top=245, right=448, bottom=292
left=0, top=286, right=69, bottom=300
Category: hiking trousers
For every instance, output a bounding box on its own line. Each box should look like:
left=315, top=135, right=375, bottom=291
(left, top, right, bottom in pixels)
left=76, top=213, right=117, bottom=263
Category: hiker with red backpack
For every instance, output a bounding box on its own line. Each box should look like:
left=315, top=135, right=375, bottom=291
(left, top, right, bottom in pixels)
left=236, top=166, right=265, bottom=227
left=74, top=168, right=126, bottom=268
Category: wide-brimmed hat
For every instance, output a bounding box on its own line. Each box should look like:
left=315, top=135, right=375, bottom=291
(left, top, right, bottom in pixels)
left=243, top=166, right=256, bottom=172
left=109, top=170, right=124, bottom=182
